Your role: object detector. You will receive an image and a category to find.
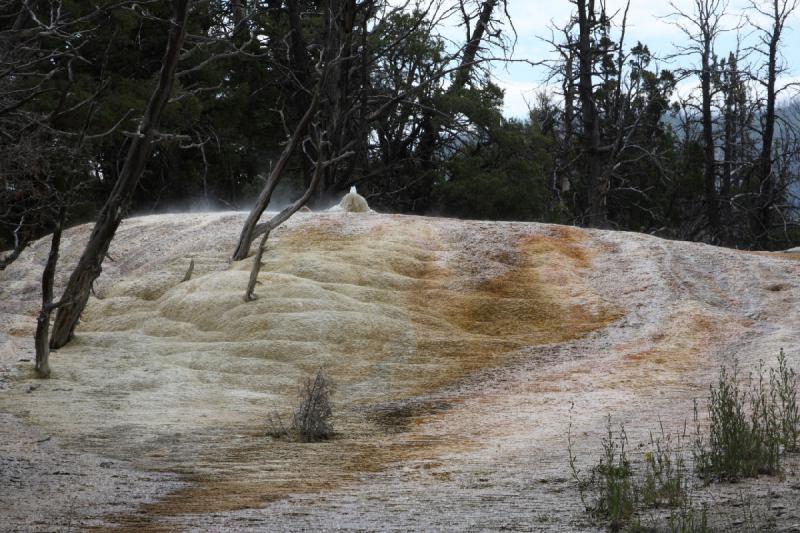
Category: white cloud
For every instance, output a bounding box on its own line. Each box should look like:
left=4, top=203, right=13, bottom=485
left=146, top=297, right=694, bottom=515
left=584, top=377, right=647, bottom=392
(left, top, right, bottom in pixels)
left=496, top=78, right=544, bottom=118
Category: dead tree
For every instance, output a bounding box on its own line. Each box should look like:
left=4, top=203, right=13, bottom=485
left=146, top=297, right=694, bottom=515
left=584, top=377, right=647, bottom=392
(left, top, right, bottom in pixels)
left=231, top=89, right=319, bottom=261
left=721, top=54, right=740, bottom=235
left=233, top=0, right=515, bottom=259
left=749, top=0, right=799, bottom=245
left=453, top=0, right=501, bottom=91
left=668, top=0, right=731, bottom=240
left=552, top=23, right=578, bottom=199
left=233, top=0, right=361, bottom=260
left=244, top=121, right=354, bottom=301
left=572, top=0, right=608, bottom=226
left=49, top=0, right=191, bottom=348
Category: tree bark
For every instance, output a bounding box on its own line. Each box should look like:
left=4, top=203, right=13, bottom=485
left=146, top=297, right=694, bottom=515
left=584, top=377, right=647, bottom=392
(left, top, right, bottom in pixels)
left=34, top=208, right=65, bottom=378
left=561, top=50, right=575, bottom=195
left=700, top=36, right=720, bottom=237
left=49, top=0, right=190, bottom=349
left=576, top=0, right=605, bottom=226
left=755, top=3, right=783, bottom=245
left=231, top=0, right=248, bottom=40
left=453, top=0, right=499, bottom=91
left=410, top=0, right=499, bottom=209
left=319, top=0, right=358, bottom=194
left=0, top=217, right=27, bottom=270
left=285, top=0, right=316, bottom=193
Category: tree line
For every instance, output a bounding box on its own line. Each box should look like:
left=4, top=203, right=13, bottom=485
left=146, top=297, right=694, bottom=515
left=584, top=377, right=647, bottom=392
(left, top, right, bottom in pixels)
left=0, top=0, right=799, bottom=374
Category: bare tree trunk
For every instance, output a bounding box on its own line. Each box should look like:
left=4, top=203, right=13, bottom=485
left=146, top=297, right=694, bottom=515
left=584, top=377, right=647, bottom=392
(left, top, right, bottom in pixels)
left=453, top=0, right=499, bottom=90
left=320, top=0, right=359, bottom=194
left=409, top=0, right=499, bottom=208
left=49, top=0, right=190, bottom=349
left=244, top=230, right=270, bottom=302
left=576, top=0, right=605, bottom=226
left=35, top=208, right=65, bottom=378
left=231, top=0, right=248, bottom=40
left=561, top=51, right=575, bottom=195
left=721, top=53, right=737, bottom=234
left=700, top=40, right=720, bottom=237
left=245, top=152, right=326, bottom=301
left=753, top=0, right=797, bottom=245
left=181, top=259, right=195, bottom=282
left=668, top=0, right=730, bottom=239
left=231, top=90, right=319, bottom=261
left=756, top=28, right=778, bottom=244
left=285, top=0, right=317, bottom=193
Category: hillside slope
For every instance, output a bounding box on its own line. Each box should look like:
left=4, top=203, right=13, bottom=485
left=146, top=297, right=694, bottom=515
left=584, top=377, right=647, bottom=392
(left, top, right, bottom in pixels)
left=1, top=212, right=799, bottom=530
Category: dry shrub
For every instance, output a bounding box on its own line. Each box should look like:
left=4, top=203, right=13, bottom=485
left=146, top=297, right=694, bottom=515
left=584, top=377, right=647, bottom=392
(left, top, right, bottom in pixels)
left=268, top=369, right=335, bottom=442
left=266, top=411, right=290, bottom=439
left=292, top=368, right=335, bottom=441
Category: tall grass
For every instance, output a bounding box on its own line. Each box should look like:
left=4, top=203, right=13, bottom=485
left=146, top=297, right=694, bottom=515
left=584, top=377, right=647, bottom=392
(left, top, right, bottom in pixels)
left=694, top=351, right=799, bottom=480
left=569, top=350, right=799, bottom=530
left=590, top=417, right=636, bottom=527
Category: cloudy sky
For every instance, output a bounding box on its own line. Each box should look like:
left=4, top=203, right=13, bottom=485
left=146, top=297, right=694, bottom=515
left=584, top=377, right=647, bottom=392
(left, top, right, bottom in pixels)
left=486, top=0, right=800, bottom=117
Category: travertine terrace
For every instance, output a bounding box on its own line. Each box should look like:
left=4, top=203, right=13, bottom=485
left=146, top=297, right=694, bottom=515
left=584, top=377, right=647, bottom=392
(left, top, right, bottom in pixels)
left=1, top=212, right=799, bottom=530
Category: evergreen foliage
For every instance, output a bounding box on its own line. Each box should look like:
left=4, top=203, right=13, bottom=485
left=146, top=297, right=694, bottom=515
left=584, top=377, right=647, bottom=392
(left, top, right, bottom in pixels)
left=1, top=0, right=799, bottom=258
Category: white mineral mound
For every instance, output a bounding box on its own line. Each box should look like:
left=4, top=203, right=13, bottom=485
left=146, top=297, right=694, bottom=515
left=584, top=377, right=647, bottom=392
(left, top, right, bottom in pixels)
left=0, top=211, right=798, bottom=530
left=328, top=185, right=371, bottom=212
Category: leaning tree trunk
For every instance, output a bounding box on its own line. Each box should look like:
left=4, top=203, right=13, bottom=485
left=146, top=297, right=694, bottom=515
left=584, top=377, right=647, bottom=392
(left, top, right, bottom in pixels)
left=452, top=0, right=498, bottom=91
left=245, top=152, right=326, bottom=301
left=232, top=90, right=319, bottom=261
left=34, top=208, right=65, bottom=378
left=49, top=0, right=190, bottom=349
left=244, top=143, right=358, bottom=301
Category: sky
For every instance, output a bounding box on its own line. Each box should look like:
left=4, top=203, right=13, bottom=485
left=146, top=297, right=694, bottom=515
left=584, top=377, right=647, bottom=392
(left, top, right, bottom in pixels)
left=484, top=0, right=800, bottom=117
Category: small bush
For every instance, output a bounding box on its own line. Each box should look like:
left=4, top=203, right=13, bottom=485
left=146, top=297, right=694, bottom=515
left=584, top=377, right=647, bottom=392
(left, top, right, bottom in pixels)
left=292, top=368, right=335, bottom=442
left=266, top=368, right=335, bottom=442
left=694, top=352, right=799, bottom=480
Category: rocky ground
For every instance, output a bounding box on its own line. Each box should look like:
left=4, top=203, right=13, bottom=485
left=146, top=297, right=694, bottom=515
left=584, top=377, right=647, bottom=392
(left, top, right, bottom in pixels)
left=1, top=212, right=799, bottom=531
